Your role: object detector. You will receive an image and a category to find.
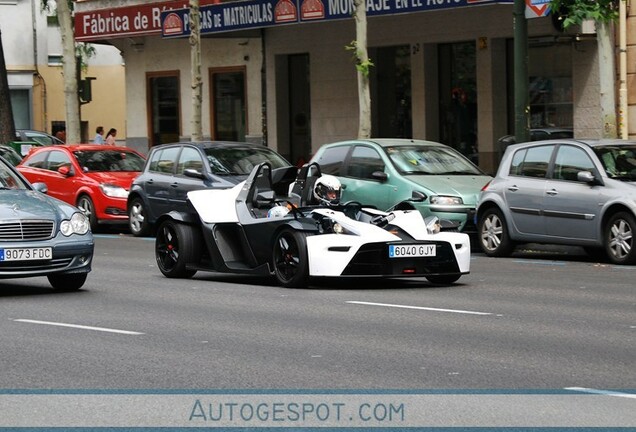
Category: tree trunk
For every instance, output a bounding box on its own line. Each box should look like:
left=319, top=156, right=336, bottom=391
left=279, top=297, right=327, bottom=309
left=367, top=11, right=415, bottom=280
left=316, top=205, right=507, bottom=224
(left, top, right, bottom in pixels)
left=190, top=0, right=203, bottom=142
left=353, top=0, right=371, bottom=139
left=56, top=0, right=81, bottom=143
left=0, top=28, right=16, bottom=144
left=597, top=21, right=617, bottom=139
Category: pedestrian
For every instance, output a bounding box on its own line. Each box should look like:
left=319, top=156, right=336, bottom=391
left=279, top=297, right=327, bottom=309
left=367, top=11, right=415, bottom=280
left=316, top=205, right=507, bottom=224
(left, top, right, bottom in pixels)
left=55, top=127, right=66, bottom=143
left=105, top=128, right=117, bottom=146
left=93, top=126, right=105, bottom=144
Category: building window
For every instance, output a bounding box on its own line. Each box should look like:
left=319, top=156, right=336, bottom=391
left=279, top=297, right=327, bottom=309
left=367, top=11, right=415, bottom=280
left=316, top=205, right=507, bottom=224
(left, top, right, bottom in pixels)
left=48, top=55, right=63, bottom=66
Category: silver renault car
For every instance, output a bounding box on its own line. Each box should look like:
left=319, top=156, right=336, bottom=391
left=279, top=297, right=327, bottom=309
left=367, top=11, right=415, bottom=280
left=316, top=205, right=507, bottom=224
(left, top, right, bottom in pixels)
left=476, top=139, right=636, bottom=264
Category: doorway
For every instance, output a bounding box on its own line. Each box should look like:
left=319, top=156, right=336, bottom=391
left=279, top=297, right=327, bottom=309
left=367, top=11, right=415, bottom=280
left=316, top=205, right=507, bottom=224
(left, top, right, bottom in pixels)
left=147, top=72, right=181, bottom=148
left=370, top=45, right=412, bottom=138
left=288, top=54, right=311, bottom=166
left=438, top=42, right=477, bottom=161
left=210, top=67, right=247, bottom=142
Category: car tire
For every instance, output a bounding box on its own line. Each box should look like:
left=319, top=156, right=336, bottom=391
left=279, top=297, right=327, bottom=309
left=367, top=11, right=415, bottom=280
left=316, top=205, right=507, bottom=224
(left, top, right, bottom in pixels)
left=477, top=207, right=515, bottom=257
left=426, top=274, right=461, bottom=284
left=155, top=220, right=200, bottom=278
left=604, top=211, right=636, bottom=265
left=128, top=197, right=150, bottom=237
left=77, top=195, right=98, bottom=232
left=272, top=229, right=309, bottom=288
left=47, top=273, right=88, bottom=291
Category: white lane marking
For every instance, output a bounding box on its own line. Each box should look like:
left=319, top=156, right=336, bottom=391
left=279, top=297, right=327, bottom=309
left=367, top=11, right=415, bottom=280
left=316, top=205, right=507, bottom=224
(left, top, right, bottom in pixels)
left=565, top=387, right=636, bottom=399
left=13, top=319, right=144, bottom=335
left=346, top=301, right=492, bottom=316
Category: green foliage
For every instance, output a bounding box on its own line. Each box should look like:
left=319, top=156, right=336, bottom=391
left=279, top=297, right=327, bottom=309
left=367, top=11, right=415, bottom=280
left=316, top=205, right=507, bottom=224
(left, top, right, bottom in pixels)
left=345, top=41, right=374, bottom=78
left=550, top=0, right=619, bottom=27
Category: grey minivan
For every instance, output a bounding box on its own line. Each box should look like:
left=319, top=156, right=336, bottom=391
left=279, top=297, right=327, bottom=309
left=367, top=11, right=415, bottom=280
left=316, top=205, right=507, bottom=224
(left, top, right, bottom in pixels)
left=476, top=139, right=636, bottom=264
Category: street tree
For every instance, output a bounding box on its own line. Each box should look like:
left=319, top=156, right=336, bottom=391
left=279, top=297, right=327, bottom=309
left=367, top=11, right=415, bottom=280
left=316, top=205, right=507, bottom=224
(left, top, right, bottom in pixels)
left=42, top=0, right=80, bottom=143
left=349, top=0, right=373, bottom=139
left=550, top=0, right=619, bottom=138
left=0, top=28, right=16, bottom=145
left=190, top=0, right=203, bottom=142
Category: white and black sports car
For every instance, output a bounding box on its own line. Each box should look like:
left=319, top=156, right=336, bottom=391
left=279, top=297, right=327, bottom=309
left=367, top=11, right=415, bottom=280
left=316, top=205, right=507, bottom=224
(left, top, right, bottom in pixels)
left=154, top=162, right=471, bottom=287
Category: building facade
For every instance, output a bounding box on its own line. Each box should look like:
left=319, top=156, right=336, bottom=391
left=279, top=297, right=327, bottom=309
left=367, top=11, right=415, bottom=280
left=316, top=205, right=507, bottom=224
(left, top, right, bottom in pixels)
left=73, top=0, right=631, bottom=174
left=1, top=0, right=125, bottom=143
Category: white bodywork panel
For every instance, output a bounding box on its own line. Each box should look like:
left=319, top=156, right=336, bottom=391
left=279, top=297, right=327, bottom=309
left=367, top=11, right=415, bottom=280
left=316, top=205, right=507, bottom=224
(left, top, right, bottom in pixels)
left=188, top=182, right=244, bottom=223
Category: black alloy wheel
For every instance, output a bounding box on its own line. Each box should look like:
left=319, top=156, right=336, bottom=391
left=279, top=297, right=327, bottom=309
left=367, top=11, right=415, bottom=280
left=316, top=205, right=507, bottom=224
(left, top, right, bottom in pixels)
left=272, top=229, right=309, bottom=288
left=155, top=220, right=200, bottom=278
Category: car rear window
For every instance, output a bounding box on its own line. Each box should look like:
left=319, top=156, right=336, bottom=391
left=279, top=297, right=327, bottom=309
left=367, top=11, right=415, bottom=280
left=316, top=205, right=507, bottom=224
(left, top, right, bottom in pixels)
left=203, top=146, right=289, bottom=175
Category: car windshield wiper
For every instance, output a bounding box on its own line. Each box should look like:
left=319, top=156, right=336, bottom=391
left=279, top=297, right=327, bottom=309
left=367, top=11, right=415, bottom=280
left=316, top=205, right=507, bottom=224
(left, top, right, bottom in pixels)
left=213, top=171, right=241, bottom=176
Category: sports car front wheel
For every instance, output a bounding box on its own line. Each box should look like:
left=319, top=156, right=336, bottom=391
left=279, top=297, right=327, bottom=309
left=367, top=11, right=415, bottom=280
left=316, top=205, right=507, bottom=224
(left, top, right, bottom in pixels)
left=272, top=229, right=309, bottom=288
left=155, top=220, right=200, bottom=278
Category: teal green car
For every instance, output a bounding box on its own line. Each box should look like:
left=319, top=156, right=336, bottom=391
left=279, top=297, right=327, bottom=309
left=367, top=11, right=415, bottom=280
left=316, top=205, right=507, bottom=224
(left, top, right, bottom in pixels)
left=310, top=139, right=492, bottom=233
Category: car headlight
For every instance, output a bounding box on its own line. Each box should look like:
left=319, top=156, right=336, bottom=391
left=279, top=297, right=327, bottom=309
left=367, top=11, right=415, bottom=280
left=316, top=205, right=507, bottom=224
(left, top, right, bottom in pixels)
left=100, top=183, right=129, bottom=198
left=424, top=216, right=441, bottom=234
left=430, top=195, right=463, bottom=205
left=60, top=212, right=90, bottom=236
left=319, top=218, right=355, bottom=235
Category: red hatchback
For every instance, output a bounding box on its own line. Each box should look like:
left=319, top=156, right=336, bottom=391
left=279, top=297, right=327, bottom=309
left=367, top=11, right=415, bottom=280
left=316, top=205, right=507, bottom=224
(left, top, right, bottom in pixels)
left=17, top=145, right=146, bottom=231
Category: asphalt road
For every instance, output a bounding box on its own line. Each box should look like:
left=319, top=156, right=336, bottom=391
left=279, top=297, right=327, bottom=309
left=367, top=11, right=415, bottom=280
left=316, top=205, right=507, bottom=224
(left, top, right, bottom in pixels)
left=0, top=234, right=634, bottom=391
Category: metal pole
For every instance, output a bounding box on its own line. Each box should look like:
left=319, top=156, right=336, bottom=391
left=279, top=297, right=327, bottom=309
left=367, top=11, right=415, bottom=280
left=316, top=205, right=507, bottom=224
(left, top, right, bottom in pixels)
left=513, top=0, right=530, bottom=143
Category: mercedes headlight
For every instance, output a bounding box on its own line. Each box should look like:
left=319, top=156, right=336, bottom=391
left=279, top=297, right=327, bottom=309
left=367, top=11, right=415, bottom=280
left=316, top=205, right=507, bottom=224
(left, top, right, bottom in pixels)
left=61, top=212, right=90, bottom=236
left=100, top=183, right=129, bottom=198
left=430, top=195, right=463, bottom=205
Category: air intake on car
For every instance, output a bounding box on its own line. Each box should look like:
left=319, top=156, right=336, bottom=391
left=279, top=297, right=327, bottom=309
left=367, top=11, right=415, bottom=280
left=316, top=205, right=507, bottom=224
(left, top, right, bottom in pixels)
left=0, top=220, right=55, bottom=241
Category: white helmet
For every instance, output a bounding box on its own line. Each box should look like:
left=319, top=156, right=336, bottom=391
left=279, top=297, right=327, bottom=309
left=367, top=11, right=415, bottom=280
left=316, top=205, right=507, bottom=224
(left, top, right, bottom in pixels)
left=313, top=174, right=341, bottom=205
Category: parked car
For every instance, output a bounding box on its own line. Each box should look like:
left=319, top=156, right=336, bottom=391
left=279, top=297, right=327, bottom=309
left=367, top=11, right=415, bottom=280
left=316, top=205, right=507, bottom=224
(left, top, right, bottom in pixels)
left=497, top=127, right=573, bottom=159
left=0, top=145, right=24, bottom=166
left=308, top=138, right=492, bottom=233
left=477, top=139, right=636, bottom=264
left=127, top=141, right=292, bottom=237
left=0, top=156, right=93, bottom=290
left=154, top=162, right=471, bottom=287
left=17, top=145, right=146, bottom=231
left=16, top=129, right=65, bottom=145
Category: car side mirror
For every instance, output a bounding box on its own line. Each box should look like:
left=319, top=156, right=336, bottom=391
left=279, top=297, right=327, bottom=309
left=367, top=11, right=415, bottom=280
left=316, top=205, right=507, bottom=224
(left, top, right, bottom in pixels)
left=410, top=190, right=427, bottom=202
left=58, top=166, right=73, bottom=177
left=32, top=182, right=48, bottom=194
left=371, top=170, right=388, bottom=182
left=577, top=170, right=603, bottom=186
left=184, top=168, right=207, bottom=180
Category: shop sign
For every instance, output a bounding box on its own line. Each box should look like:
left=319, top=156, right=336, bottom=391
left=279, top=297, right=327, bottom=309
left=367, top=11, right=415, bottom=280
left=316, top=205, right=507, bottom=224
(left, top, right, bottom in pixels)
left=161, top=0, right=513, bottom=37
left=525, top=0, right=550, bottom=18
left=75, top=0, right=220, bottom=41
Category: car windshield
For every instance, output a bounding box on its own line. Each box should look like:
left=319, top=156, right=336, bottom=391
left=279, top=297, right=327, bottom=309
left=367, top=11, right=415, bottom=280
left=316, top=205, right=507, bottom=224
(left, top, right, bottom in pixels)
left=385, top=145, right=483, bottom=175
left=73, top=149, right=146, bottom=172
left=0, top=160, right=29, bottom=190
left=594, top=145, right=636, bottom=181
left=203, top=146, right=290, bottom=175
